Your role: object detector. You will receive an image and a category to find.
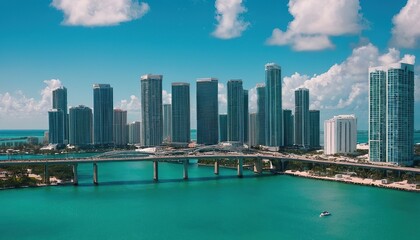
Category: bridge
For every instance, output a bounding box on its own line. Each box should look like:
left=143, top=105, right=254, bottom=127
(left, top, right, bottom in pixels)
left=1, top=149, right=419, bottom=185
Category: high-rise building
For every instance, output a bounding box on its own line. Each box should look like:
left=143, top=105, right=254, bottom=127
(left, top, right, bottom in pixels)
left=93, top=84, right=114, bottom=145
left=256, top=83, right=266, bottom=145
left=324, top=115, right=357, bottom=155
left=163, top=104, right=172, bottom=143
left=227, top=79, right=244, bottom=143
left=141, top=74, right=163, bottom=147
left=249, top=113, right=258, bottom=147
left=172, top=82, right=190, bottom=144
left=48, top=109, right=64, bottom=144
left=369, top=63, right=414, bottom=165
left=283, top=109, right=294, bottom=146
left=243, top=89, right=249, bottom=144
left=113, top=109, right=128, bottom=146
left=219, top=114, right=227, bottom=142
left=309, top=110, right=320, bottom=148
left=265, top=63, right=283, bottom=146
left=128, top=121, right=141, bottom=144
left=69, top=105, right=92, bottom=146
left=294, top=88, right=309, bottom=147
left=197, top=78, right=219, bottom=145
left=52, top=86, right=68, bottom=143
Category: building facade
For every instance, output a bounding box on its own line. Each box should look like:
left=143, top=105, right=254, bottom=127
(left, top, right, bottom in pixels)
left=172, top=82, right=190, bottom=144
left=128, top=121, right=141, bottom=144
left=369, top=63, right=414, bottom=165
left=113, top=109, right=128, bottom=146
left=309, top=110, right=320, bottom=148
left=69, top=105, right=92, bottom=146
left=197, top=78, right=219, bottom=145
left=265, top=63, right=283, bottom=146
left=48, top=109, right=64, bottom=144
left=243, top=90, right=249, bottom=144
left=249, top=113, right=258, bottom=147
left=256, top=84, right=266, bottom=146
left=227, top=79, right=244, bottom=143
left=283, top=109, right=294, bottom=146
left=324, top=115, right=357, bottom=155
left=141, top=74, right=163, bottom=147
left=52, top=86, right=68, bottom=143
left=294, top=88, right=309, bottom=147
left=219, top=114, right=227, bottom=142
left=93, top=84, right=114, bottom=145
left=163, top=104, right=172, bottom=143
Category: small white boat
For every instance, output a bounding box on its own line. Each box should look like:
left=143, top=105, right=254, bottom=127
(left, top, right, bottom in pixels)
left=320, top=211, right=331, bottom=217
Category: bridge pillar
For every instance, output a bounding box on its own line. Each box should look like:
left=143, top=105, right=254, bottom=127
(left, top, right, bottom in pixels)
left=254, top=157, right=262, bottom=174
left=73, top=164, right=78, bottom=185
left=237, top=158, right=243, bottom=178
left=281, top=160, right=286, bottom=172
left=44, top=164, right=49, bottom=184
left=183, top=160, right=189, bottom=180
left=93, top=163, right=98, bottom=185
left=214, top=160, right=219, bottom=175
left=153, top=161, right=159, bottom=182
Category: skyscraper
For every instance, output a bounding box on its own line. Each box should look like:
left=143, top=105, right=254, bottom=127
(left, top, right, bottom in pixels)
left=48, top=109, right=64, bottom=144
left=141, top=74, right=163, bottom=147
left=283, top=109, right=294, bottom=146
left=265, top=63, right=283, bottom=147
left=227, top=79, right=244, bottom=143
left=52, top=86, right=68, bottom=143
left=369, top=63, right=414, bottom=165
left=249, top=113, right=258, bottom=147
left=256, top=83, right=266, bottom=145
left=197, top=78, right=218, bottom=145
left=243, top=89, right=249, bottom=144
left=219, top=114, right=227, bottom=142
left=93, top=84, right=114, bottom=146
left=69, top=105, right=92, bottom=146
left=309, top=110, right=320, bottom=148
left=172, top=82, right=190, bottom=144
left=128, top=121, right=141, bottom=144
left=163, top=104, right=172, bottom=143
left=294, top=88, right=309, bottom=147
left=324, top=115, right=357, bottom=155
left=113, top=109, right=128, bottom=146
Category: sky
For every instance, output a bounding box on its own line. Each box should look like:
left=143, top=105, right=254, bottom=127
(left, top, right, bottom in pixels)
left=0, top=0, right=419, bottom=130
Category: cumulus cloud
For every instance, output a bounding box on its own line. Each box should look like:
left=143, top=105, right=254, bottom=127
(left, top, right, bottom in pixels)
left=212, top=0, right=249, bottom=39
left=162, top=90, right=172, bottom=104
left=218, top=83, right=227, bottom=113
left=391, top=0, right=420, bottom=48
left=267, top=0, right=365, bottom=51
left=281, top=44, right=417, bottom=113
left=51, top=0, right=150, bottom=27
left=0, top=79, right=62, bottom=119
left=119, top=95, right=141, bottom=112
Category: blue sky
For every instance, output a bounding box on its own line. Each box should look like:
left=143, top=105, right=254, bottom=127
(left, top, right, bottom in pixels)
left=0, top=0, right=419, bottom=130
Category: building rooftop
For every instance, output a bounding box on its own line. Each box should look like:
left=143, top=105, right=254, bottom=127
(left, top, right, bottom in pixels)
left=141, top=74, right=163, bottom=80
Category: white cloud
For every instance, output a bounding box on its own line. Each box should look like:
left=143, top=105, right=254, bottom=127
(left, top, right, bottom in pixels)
left=267, top=0, right=364, bottom=51
left=119, top=95, right=141, bottom=112
left=212, top=0, right=249, bottom=39
left=51, top=0, right=150, bottom=27
left=0, top=79, right=62, bottom=119
left=391, top=0, right=420, bottom=48
left=218, top=83, right=227, bottom=113
left=162, top=90, right=172, bottom=104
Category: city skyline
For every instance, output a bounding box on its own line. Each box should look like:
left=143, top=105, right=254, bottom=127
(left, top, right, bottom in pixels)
left=0, top=0, right=420, bottom=130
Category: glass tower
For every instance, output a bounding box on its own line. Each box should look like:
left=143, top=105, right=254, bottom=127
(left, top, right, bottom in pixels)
left=172, top=82, right=190, bottom=144
left=309, top=110, right=320, bottom=148
left=243, top=89, right=249, bottom=144
left=163, top=104, right=172, bottom=143
left=52, top=86, right=68, bottom=143
left=141, top=74, right=163, bottom=147
left=283, top=109, right=294, bottom=146
left=113, top=109, right=128, bottom=146
left=93, top=84, right=113, bottom=145
left=48, top=109, right=64, bottom=144
left=265, top=63, right=283, bottom=146
left=196, top=78, right=219, bottom=145
left=294, top=88, right=309, bottom=147
left=128, top=121, right=141, bottom=144
left=256, top=84, right=266, bottom=145
left=369, top=63, right=414, bottom=165
left=227, top=79, right=244, bottom=143
left=219, top=114, right=227, bottom=142
left=69, top=105, right=92, bottom=146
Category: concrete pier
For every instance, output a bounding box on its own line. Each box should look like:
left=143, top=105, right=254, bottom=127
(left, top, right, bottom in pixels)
left=73, top=164, right=78, bottom=185
left=153, top=161, right=158, bottom=181
left=214, top=160, right=219, bottom=175
left=183, top=160, right=189, bottom=180
left=44, top=164, right=49, bottom=184
left=93, top=163, right=98, bottom=185
left=254, top=158, right=262, bottom=174
left=237, top=158, right=243, bottom=178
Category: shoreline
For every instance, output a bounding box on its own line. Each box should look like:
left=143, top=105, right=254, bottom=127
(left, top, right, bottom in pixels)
left=284, top=170, right=419, bottom=192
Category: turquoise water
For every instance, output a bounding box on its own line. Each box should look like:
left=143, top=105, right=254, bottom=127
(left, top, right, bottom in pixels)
left=0, top=162, right=419, bottom=240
